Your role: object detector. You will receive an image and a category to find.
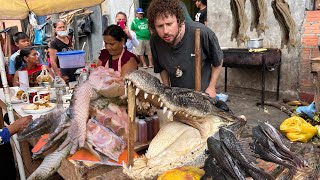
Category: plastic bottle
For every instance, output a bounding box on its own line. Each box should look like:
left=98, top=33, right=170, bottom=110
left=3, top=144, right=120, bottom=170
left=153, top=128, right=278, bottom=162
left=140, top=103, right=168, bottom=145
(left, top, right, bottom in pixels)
left=138, top=116, right=148, bottom=143
left=145, top=116, right=153, bottom=141
left=152, top=112, right=160, bottom=138
left=78, top=68, right=88, bottom=84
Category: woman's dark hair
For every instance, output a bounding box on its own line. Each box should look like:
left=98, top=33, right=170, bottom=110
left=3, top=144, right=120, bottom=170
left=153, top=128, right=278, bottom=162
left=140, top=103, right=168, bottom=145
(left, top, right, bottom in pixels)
left=15, top=47, right=35, bottom=71
left=52, top=20, right=66, bottom=36
left=147, top=0, right=185, bottom=32
left=103, top=25, right=127, bottom=42
left=52, top=20, right=66, bottom=28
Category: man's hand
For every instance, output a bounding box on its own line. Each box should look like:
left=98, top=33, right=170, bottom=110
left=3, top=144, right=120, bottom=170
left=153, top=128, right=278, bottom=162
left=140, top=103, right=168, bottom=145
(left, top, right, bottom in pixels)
left=14, top=115, right=32, bottom=132
left=8, top=115, right=32, bottom=135
left=205, top=86, right=216, bottom=99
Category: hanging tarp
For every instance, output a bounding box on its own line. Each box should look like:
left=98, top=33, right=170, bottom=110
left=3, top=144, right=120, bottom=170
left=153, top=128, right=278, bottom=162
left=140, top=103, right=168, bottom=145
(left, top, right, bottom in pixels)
left=0, top=0, right=104, bottom=20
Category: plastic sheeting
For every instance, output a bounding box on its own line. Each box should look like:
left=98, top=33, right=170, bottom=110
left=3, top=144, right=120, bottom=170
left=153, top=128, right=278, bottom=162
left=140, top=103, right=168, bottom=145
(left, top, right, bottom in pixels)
left=0, top=0, right=104, bottom=20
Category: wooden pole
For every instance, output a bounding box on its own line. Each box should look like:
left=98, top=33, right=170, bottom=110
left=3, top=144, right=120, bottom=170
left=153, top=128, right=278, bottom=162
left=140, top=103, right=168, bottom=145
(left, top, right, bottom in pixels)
left=0, top=44, right=26, bottom=180
left=195, top=28, right=201, bottom=91
left=127, top=83, right=136, bottom=167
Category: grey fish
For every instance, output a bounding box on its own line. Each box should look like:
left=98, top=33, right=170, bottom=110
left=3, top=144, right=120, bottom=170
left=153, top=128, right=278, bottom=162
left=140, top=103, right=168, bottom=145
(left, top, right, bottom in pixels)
left=27, top=144, right=71, bottom=180
left=207, top=136, right=246, bottom=180
left=252, top=126, right=297, bottom=166
left=219, top=127, right=275, bottom=180
left=201, top=156, right=231, bottom=180
left=251, top=140, right=297, bottom=175
left=18, top=109, right=66, bottom=141
left=258, top=121, right=304, bottom=167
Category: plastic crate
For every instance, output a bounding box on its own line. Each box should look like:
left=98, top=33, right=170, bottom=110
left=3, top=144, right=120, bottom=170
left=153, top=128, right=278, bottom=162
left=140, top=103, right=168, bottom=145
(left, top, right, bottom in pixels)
left=56, top=50, right=85, bottom=68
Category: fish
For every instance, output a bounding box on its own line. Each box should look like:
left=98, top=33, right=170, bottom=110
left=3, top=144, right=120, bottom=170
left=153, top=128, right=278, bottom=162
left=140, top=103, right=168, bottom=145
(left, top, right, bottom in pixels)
left=59, top=81, right=100, bottom=154
left=252, top=126, right=297, bottom=167
left=27, top=144, right=71, bottom=180
left=257, top=121, right=304, bottom=167
left=219, top=127, right=275, bottom=180
left=207, top=136, right=246, bottom=180
left=18, top=109, right=67, bottom=141
left=201, top=156, right=232, bottom=180
left=251, top=140, right=297, bottom=175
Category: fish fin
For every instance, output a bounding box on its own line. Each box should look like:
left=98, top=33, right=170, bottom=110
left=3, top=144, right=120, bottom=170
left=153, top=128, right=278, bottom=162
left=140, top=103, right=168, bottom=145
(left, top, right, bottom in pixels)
left=239, top=137, right=257, bottom=163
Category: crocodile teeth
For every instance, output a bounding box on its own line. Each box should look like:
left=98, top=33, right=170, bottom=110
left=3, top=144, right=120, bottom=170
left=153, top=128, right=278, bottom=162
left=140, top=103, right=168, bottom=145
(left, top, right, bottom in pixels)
left=135, top=88, right=140, bottom=96
left=151, top=94, right=155, bottom=99
left=167, top=111, right=173, bottom=119
left=144, top=93, right=148, bottom=99
left=160, top=102, right=164, bottom=107
left=157, top=98, right=161, bottom=102
left=128, top=81, right=132, bottom=86
left=185, top=114, right=189, bottom=117
left=173, top=112, right=177, bottom=115
left=163, top=107, right=167, bottom=114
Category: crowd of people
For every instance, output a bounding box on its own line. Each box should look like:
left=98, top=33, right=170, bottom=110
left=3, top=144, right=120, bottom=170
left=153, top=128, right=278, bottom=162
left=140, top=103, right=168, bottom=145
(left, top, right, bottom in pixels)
left=0, top=0, right=222, bottom=178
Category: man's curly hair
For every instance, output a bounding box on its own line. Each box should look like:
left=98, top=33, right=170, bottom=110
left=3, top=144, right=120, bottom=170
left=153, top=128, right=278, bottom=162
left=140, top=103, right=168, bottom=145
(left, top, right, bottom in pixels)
left=147, top=0, right=185, bottom=32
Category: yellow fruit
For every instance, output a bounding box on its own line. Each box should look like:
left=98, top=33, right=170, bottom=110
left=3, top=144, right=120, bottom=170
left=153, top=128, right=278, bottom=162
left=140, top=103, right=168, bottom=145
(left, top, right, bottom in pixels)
left=157, top=166, right=204, bottom=180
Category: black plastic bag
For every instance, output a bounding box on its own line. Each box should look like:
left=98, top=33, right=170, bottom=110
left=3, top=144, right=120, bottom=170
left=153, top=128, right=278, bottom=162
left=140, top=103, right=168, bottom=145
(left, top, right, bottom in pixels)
left=77, top=15, right=92, bottom=36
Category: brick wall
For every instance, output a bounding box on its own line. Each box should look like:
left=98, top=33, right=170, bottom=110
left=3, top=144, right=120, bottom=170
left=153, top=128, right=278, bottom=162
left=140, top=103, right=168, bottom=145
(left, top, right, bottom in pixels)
left=300, top=10, right=320, bottom=102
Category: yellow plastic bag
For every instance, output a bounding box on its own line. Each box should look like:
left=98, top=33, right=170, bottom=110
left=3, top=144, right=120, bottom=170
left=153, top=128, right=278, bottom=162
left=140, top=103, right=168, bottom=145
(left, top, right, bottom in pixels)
left=280, top=116, right=317, bottom=143
left=157, top=166, right=204, bottom=180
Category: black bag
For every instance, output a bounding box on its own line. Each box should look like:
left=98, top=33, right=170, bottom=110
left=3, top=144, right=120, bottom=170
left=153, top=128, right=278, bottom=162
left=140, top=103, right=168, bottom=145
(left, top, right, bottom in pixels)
left=77, top=15, right=93, bottom=36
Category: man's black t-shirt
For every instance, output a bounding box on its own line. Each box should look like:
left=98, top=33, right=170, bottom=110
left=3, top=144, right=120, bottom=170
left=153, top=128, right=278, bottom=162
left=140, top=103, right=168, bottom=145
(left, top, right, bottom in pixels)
left=195, top=7, right=207, bottom=25
left=151, top=21, right=223, bottom=91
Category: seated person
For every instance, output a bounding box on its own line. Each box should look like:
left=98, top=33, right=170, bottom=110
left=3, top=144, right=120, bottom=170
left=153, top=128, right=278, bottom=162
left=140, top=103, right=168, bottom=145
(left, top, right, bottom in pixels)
left=13, top=47, right=53, bottom=87
left=8, top=32, right=44, bottom=85
left=97, top=25, right=139, bottom=77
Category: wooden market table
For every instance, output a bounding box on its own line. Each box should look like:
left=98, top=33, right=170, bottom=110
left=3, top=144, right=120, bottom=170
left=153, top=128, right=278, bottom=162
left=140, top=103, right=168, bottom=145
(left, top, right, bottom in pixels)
left=0, top=87, right=149, bottom=179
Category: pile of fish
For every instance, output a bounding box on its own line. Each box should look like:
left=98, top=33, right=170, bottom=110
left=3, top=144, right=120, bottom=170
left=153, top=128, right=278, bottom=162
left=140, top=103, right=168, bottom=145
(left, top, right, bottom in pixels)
left=251, top=122, right=304, bottom=179
left=202, top=120, right=305, bottom=180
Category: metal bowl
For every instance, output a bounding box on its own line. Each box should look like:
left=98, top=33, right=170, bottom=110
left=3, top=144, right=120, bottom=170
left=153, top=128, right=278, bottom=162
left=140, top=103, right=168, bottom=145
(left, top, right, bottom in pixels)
left=247, top=38, right=263, bottom=49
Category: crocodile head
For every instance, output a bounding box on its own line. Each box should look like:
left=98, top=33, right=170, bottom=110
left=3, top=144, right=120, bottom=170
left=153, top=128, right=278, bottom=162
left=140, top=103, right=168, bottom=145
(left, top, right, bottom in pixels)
left=123, top=70, right=239, bottom=179
left=124, top=70, right=234, bottom=122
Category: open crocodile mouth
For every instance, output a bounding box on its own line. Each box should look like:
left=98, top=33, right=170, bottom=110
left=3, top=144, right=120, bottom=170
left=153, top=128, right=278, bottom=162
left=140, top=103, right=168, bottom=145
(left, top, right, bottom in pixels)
left=124, top=70, right=235, bottom=123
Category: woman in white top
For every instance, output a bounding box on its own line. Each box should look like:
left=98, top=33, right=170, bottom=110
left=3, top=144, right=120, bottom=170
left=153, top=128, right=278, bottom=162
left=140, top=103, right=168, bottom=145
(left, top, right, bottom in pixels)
left=115, top=12, right=139, bottom=53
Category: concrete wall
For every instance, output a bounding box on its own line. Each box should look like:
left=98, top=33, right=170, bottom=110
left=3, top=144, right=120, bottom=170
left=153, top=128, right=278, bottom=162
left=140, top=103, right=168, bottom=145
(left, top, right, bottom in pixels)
left=208, top=0, right=307, bottom=98
left=104, top=0, right=138, bottom=27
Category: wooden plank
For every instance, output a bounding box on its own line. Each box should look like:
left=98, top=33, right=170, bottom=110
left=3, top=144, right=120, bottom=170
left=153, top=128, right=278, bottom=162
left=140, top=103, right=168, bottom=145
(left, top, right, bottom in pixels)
left=313, top=72, right=320, bottom=112
left=311, top=57, right=320, bottom=73
left=195, top=28, right=201, bottom=91
left=127, top=83, right=136, bottom=167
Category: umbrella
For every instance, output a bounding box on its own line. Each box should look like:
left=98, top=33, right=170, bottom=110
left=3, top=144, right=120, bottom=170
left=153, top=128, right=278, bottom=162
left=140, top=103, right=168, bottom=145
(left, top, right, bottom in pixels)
left=0, top=1, right=104, bottom=179
left=1, top=0, right=104, bottom=19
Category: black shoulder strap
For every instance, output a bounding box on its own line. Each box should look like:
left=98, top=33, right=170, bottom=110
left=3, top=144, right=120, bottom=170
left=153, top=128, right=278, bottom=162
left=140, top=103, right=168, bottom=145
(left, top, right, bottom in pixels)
left=109, top=55, right=113, bottom=68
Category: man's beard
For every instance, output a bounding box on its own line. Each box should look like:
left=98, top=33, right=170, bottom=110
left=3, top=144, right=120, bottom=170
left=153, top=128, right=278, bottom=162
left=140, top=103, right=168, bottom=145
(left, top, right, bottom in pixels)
left=164, top=25, right=181, bottom=45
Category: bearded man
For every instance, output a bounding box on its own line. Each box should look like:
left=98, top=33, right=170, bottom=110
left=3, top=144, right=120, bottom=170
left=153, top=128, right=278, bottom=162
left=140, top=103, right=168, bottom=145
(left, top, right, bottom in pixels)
left=148, top=0, right=223, bottom=98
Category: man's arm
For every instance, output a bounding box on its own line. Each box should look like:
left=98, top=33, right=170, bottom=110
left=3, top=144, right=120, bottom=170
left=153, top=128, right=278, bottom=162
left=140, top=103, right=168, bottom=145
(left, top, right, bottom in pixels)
left=160, top=70, right=170, bottom=87
left=205, top=62, right=223, bottom=98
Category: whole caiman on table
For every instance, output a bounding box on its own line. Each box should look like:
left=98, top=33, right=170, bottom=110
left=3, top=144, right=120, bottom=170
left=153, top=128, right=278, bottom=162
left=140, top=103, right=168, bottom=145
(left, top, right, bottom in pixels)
left=222, top=48, right=282, bottom=108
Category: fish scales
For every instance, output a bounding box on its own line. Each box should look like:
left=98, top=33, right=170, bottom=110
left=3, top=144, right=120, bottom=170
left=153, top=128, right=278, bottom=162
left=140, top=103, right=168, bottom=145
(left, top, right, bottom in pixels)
left=252, top=140, right=297, bottom=175
left=27, top=144, right=71, bottom=180
left=219, top=127, right=275, bottom=180
left=258, top=122, right=304, bottom=167
left=60, top=81, right=99, bottom=154
left=207, top=137, right=246, bottom=180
